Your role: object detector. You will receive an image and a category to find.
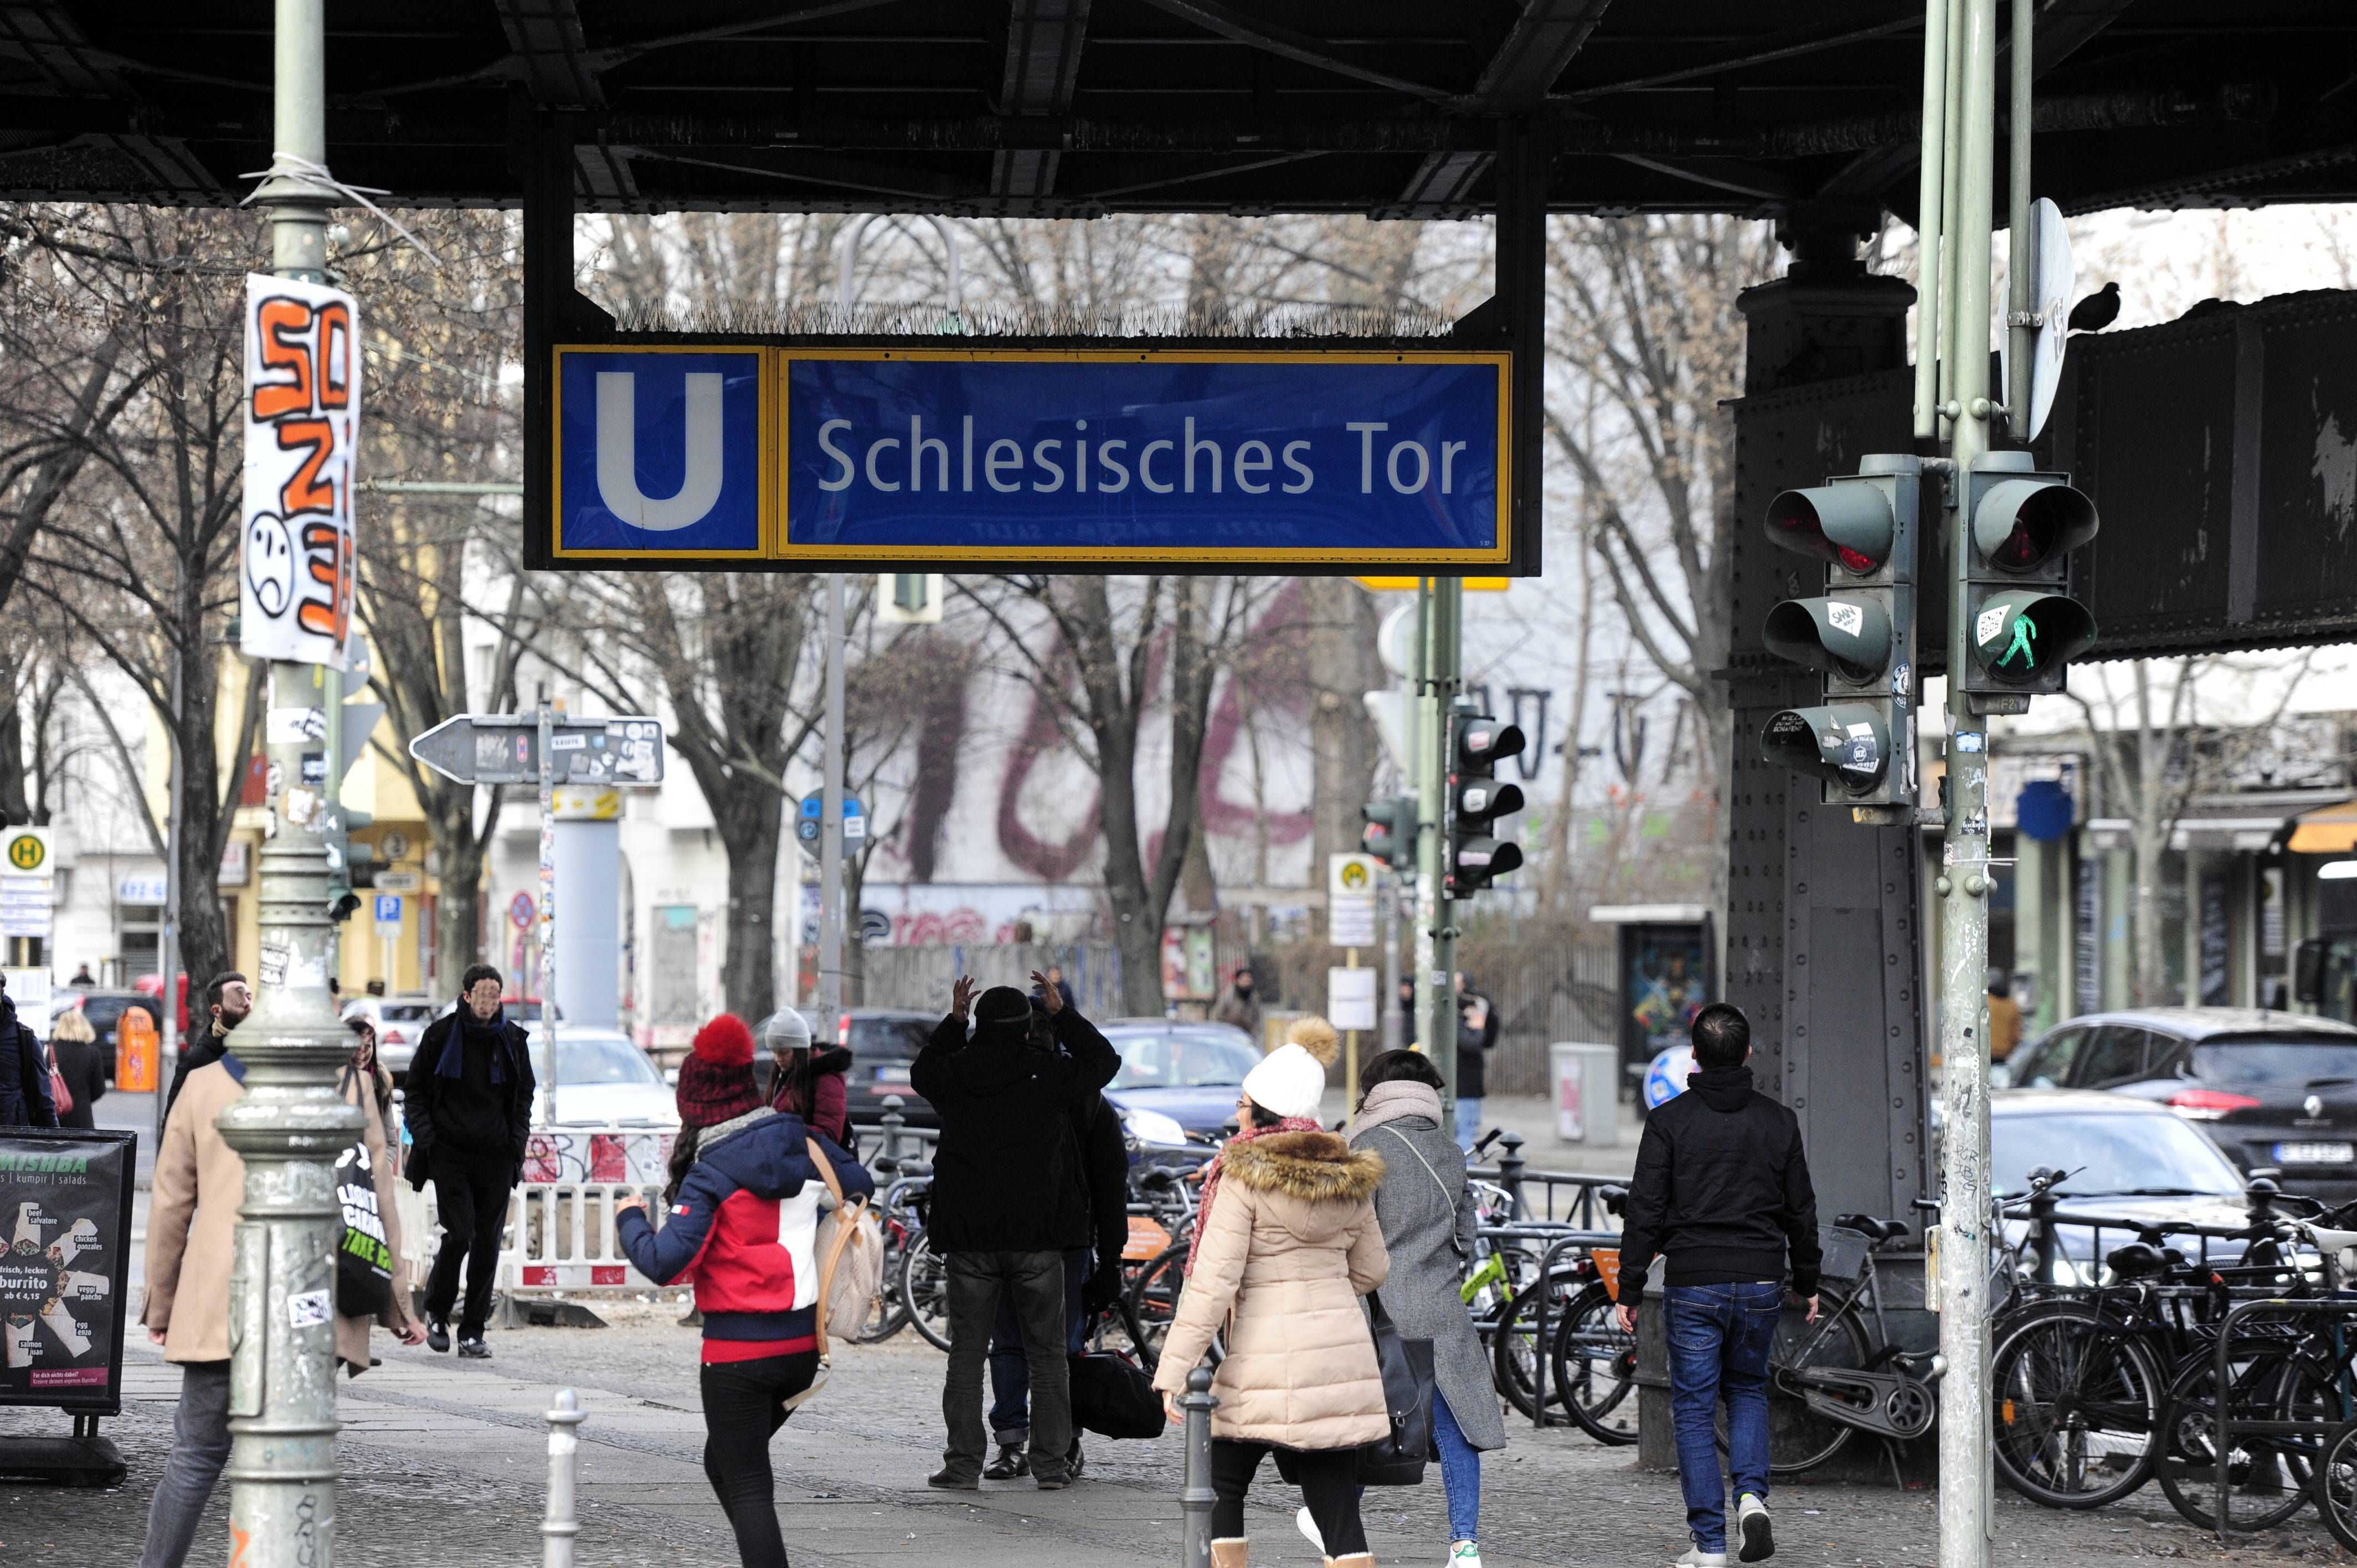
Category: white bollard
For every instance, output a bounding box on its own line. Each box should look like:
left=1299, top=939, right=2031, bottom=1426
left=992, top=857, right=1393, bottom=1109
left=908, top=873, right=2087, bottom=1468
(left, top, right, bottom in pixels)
left=543, top=1387, right=588, bottom=1568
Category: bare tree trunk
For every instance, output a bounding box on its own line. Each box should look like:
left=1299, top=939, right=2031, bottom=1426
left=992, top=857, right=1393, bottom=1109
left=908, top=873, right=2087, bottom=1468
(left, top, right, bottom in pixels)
left=1306, top=576, right=1381, bottom=914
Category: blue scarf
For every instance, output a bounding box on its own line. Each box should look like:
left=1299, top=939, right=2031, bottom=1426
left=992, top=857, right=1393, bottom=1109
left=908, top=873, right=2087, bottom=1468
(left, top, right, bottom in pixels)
left=437, top=1008, right=511, bottom=1083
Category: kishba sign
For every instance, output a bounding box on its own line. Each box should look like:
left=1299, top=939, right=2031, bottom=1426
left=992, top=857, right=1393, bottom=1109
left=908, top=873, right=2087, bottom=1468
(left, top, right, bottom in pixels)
left=547, top=345, right=1510, bottom=570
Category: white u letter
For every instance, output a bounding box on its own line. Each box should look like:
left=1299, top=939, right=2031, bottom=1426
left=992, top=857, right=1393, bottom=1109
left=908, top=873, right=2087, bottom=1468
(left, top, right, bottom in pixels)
left=596, top=372, right=725, bottom=530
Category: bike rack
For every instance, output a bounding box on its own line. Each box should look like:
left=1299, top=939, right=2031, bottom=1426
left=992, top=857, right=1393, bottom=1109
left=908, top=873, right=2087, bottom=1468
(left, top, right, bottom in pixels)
left=1475, top=1223, right=1622, bottom=1429
left=2206, top=1294, right=2357, bottom=1544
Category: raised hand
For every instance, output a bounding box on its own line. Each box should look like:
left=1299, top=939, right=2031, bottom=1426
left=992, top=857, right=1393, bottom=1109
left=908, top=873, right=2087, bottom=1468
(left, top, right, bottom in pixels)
left=1030, top=971, right=1063, bottom=1014
left=951, top=975, right=977, bottom=1020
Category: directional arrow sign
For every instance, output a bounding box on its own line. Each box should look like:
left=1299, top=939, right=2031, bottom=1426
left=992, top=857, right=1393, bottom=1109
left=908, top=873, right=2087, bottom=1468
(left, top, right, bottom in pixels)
left=408, top=713, right=667, bottom=787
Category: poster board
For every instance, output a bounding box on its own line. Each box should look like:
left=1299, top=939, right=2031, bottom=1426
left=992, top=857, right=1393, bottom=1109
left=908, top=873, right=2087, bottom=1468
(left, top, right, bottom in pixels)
left=0, top=1128, right=135, bottom=1413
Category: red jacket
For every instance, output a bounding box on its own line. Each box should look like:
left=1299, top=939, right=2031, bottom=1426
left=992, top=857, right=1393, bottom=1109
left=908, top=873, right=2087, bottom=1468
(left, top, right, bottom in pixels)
left=769, top=1046, right=853, bottom=1146
left=617, top=1108, right=873, bottom=1361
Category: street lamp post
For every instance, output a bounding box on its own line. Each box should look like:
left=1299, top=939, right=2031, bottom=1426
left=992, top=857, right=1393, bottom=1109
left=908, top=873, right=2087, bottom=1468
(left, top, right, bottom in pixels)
left=218, top=0, right=367, bottom=1561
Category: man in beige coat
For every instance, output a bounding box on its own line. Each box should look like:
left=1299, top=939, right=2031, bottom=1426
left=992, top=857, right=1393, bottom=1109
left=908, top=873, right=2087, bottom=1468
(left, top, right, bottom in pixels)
left=137, top=1047, right=422, bottom=1568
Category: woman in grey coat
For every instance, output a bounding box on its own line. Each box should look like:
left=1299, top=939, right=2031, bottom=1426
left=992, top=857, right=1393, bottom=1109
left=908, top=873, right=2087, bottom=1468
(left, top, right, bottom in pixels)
left=1344, top=1049, right=1509, bottom=1568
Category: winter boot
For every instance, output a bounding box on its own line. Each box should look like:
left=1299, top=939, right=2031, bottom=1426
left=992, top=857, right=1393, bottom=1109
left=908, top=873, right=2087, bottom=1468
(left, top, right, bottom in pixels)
left=1330, top=1555, right=1376, bottom=1568
left=983, top=1442, right=1028, bottom=1480
left=1210, top=1540, right=1248, bottom=1568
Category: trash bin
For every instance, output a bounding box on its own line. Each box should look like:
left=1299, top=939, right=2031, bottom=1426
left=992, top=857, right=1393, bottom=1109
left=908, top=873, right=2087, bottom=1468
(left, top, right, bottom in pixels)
left=1550, top=1041, right=1620, bottom=1148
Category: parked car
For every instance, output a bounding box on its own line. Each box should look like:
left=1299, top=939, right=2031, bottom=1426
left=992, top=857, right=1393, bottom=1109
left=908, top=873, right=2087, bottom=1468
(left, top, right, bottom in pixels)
left=340, top=993, right=440, bottom=1076
left=1996, top=1007, right=2357, bottom=1203
left=1990, top=1089, right=2257, bottom=1273
left=527, top=1027, right=680, bottom=1129
left=1099, top=1019, right=1260, bottom=1144
left=49, top=989, right=160, bottom=1074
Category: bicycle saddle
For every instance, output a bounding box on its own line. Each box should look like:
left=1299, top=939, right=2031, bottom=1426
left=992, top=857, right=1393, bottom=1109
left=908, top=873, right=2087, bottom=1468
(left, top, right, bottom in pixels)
left=894, top=1160, right=934, bottom=1180
left=2104, top=1241, right=2171, bottom=1280
left=1834, top=1213, right=1908, bottom=1243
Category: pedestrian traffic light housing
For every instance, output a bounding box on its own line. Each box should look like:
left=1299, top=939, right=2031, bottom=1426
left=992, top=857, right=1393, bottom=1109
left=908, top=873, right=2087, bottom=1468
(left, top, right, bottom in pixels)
left=1447, top=716, right=1525, bottom=897
left=324, top=631, right=381, bottom=923
left=1961, top=451, right=2099, bottom=707
left=1360, top=795, right=1416, bottom=874
left=1758, top=455, right=1922, bottom=811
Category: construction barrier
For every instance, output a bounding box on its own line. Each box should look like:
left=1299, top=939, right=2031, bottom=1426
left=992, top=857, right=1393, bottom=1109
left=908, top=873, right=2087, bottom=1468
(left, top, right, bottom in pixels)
left=393, top=1126, right=676, bottom=1306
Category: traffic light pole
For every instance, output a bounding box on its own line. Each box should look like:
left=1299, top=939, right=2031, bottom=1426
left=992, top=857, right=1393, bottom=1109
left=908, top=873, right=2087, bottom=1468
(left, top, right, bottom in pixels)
left=816, top=573, right=847, bottom=1025
left=1935, top=0, right=2000, bottom=1564
left=223, top=0, right=368, bottom=1561
left=1414, top=576, right=1463, bottom=1128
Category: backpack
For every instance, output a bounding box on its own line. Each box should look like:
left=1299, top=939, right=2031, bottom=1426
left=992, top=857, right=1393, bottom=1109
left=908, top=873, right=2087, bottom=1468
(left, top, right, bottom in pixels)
left=334, top=1065, right=395, bottom=1317
left=781, top=1136, right=884, bottom=1414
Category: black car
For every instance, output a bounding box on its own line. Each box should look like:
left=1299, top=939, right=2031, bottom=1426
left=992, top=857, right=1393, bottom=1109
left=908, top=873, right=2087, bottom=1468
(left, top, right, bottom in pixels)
left=2000, top=1007, right=2357, bottom=1203
left=807, top=1007, right=943, bottom=1127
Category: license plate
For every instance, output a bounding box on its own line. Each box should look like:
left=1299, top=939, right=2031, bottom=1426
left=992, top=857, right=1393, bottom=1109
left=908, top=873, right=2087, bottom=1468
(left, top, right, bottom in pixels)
left=2272, top=1141, right=2355, bottom=1164
left=874, top=1064, right=912, bottom=1085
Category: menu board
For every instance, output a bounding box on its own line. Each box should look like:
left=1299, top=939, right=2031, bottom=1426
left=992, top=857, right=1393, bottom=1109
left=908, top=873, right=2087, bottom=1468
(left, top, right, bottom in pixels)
left=0, top=1129, right=135, bottom=1410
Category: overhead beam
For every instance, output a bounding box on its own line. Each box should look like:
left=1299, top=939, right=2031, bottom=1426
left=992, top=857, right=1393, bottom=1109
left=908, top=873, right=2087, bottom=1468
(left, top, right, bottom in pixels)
left=0, top=0, right=225, bottom=198
left=1130, top=0, right=1454, bottom=103
left=495, top=0, right=606, bottom=110
left=991, top=0, right=1093, bottom=199
left=1391, top=0, right=1612, bottom=214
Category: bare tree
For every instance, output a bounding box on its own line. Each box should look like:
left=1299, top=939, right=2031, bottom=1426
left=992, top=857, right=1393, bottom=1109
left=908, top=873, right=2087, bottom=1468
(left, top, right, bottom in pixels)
left=12, top=207, right=268, bottom=987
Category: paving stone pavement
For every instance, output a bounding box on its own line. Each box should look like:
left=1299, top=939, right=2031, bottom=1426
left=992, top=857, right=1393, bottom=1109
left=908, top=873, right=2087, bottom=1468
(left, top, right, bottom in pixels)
left=3, top=1297, right=2349, bottom=1567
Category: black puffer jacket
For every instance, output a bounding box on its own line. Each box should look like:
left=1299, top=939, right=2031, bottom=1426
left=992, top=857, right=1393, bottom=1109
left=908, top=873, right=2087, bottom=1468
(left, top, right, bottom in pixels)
left=910, top=1006, right=1119, bottom=1252
left=1615, top=1066, right=1821, bottom=1301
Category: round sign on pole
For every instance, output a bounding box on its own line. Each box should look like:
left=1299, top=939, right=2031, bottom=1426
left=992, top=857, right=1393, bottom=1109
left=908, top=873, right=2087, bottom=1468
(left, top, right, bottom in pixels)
left=3, top=827, right=48, bottom=873
left=1643, top=1043, right=1696, bottom=1110
left=509, top=891, right=537, bottom=931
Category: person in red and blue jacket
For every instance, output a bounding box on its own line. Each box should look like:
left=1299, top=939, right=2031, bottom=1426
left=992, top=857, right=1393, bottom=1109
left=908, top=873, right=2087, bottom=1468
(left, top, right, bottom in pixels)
left=617, top=1014, right=873, bottom=1568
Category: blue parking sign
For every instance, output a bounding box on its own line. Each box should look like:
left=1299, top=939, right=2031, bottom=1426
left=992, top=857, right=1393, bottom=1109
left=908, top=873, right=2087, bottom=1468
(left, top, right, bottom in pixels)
left=373, top=894, right=402, bottom=927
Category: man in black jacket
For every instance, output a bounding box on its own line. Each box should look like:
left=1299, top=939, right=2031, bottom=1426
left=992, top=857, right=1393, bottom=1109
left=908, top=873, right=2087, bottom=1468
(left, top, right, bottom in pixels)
left=1613, top=1003, right=1820, bottom=1567
left=162, top=972, right=249, bottom=1122
left=1453, top=972, right=1499, bottom=1153
left=913, top=971, right=1119, bottom=1492
left=0, top=977, right=56, bottom=1127
left=403, top=964, right=536, bottom=1359
left=981, top=995, right=1131, bottom=1480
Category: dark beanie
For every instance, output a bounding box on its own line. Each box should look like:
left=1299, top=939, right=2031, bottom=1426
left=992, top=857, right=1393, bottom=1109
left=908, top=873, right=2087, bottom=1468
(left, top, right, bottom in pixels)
left=974, top=985, right=1031, bottom=1038
left=677, top=1014, right=762, bottom=1130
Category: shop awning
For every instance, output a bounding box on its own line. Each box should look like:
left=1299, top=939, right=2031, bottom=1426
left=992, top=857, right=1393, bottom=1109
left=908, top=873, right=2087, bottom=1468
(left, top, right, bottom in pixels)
left=2288, top=800, right=2357, bottom=854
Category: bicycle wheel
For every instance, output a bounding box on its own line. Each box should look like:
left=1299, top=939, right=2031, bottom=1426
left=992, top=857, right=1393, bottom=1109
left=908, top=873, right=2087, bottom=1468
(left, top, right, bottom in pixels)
left=1125, top=1243, right=1188, bottom=1360
left=1988, top=1301, right=2165, bottom=1508
left=1492, top=1270, right=1582, bottom=1421
left=1716, top=1300, right=1870, bottom=1475
left=2311, top=1415, right=2357, bottom=1552
left=898, top=1230, right=953, bottom=1353
left=1550, top=1281, right=1638, bottom=1445
left=2153, top=1346, right=2332, bottom=1532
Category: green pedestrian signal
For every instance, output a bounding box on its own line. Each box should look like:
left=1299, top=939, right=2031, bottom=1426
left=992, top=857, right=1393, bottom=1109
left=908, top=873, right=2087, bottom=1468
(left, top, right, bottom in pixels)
left=1960, top=453, right=2099, bottom=703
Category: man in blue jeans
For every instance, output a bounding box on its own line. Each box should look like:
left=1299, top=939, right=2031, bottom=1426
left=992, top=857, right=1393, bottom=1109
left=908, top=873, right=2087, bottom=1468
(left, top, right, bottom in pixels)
left=1614, top=1003, right=1821, bottom=1565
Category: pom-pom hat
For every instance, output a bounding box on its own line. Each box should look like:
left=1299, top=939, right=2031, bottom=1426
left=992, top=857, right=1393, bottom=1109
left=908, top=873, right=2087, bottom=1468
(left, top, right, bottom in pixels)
left=676, top=1013, right=762, bottom=1129
left=1241, top=1041, right=1329, bottom=1121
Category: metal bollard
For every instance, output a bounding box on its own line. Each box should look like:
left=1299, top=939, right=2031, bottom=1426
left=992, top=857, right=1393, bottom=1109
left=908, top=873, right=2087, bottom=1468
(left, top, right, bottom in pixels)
left=543, top=1387, right=588, bottom=1568
left=1497, top=1132, right=1527, bottom=1220
left=879, top=1095, right=907, bottom=1168
left=1179, top=1363, right=1219, bottom=1568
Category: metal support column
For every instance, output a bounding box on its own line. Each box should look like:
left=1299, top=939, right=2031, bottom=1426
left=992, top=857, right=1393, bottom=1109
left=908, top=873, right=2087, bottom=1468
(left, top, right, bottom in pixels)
left=1936, top=0, right=2001, bottom=1563
left=2004, top=0, right=2036, bottom=435
left=816, top=574, right=848, bottom=1024
left=219, top=3, right=369, bottom=1563
left=1421, top=577, right=1463, bottom=1123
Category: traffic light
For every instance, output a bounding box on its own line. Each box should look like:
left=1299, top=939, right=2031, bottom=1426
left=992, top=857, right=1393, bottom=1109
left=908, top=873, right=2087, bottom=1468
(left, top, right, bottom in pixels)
left=1960, top=451, right=2099, bottom=708
left=1360, top=795, right=1416, bottom=873
left=1447, top=716, right=1525, bottom=897
left=324, top=630, right=382, bottom=923
left=1758, top=454, right=1922, bottom=811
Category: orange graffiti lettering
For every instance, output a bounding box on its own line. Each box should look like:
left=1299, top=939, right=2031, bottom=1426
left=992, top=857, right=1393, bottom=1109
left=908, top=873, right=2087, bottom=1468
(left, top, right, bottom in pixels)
left=251, top=297, right=315, bottom=420
left=315, top=301, right=353, bottom=410
left=275, top=420, right=337, bottom=514
left=296, top=519, right=349, bottom=638
left=230, top=1521, right=252, bottom=1567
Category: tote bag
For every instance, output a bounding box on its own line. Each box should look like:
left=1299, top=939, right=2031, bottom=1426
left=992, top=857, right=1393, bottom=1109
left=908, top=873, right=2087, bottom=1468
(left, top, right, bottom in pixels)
left=780, top=1137, right=883, bottom=1414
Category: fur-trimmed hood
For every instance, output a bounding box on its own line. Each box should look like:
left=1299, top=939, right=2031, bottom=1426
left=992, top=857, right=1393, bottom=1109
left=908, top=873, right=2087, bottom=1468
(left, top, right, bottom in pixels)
left=1220, top=1130, right=1384, bottom=1203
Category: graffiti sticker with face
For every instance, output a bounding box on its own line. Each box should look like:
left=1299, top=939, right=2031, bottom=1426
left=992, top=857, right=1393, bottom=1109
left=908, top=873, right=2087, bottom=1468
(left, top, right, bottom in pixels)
left=240, top=275, right=359, bottom=669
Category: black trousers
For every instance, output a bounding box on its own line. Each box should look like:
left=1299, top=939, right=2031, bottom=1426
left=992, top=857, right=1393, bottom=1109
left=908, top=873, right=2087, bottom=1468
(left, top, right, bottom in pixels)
left=701, top=1350, right=820, bottom=1568
left=424, top=1144, right=513, bottom=1336
left=1210, top=1439, right=1367, bottom=1555
left=940, top=1250, right=1071, bottom=1482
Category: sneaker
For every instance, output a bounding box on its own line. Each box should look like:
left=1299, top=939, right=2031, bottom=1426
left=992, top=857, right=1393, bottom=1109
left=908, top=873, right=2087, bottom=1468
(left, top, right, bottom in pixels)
left=1736, top=1494, right=1773, bottom=1563
left=456, top=1336, right=491, bottom=1359
left=1450, top=1542, right=1484, bottom=1568
left=1297, top=1505, right=1325, bottom=1553
left=1672, top=1549, right=1728, bottom=1567
left=425, top=1317, right=450, bottom=1354
left=927, top=1467, right=980, bottom=1492
left=983, top=1442, right=1028, bottom=1480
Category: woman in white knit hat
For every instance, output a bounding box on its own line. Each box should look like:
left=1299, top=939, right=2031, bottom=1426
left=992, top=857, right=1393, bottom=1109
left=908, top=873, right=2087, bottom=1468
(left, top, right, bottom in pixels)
left=1150, top=1017, right=1391, bottom=1568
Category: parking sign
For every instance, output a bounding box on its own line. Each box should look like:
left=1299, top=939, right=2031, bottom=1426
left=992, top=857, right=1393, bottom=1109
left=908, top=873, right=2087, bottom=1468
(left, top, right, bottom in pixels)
left=373, top=894, right=402, bottom=935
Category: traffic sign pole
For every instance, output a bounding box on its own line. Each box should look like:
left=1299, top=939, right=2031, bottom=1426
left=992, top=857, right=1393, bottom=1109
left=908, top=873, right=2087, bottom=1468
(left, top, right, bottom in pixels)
left=536, top=702, right=557, bottom=1127
left=817, top=574, right=847, bottom=1028
left=223, top=3, right=368, bottom=1560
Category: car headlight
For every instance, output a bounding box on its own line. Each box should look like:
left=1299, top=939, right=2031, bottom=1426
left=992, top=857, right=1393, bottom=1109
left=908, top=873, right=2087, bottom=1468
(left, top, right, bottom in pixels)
left=1124, top=1107, right=1188, bottom=1147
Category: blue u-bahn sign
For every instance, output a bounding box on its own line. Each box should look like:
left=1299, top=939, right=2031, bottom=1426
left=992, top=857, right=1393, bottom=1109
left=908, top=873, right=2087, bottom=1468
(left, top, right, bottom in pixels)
left=549, top=346, right=1512, bottom=569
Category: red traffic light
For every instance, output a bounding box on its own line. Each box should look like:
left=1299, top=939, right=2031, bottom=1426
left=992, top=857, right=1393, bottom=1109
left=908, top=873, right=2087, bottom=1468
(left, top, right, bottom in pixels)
left=1765, top=484, right=1896, bottom=576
